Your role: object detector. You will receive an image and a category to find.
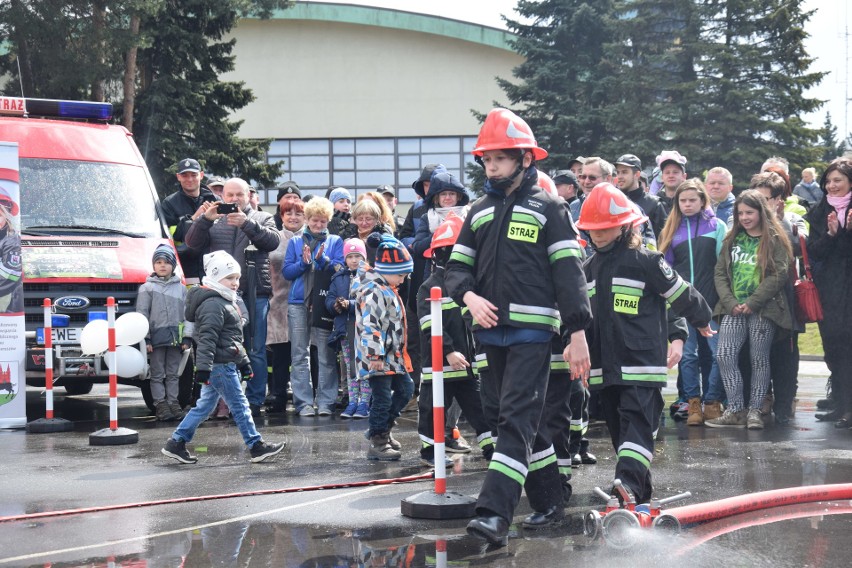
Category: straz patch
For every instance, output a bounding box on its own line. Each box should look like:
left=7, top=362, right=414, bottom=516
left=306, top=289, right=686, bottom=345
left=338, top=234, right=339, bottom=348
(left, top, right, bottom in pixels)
left=658, top=257, right=675, bottom=280
left=507, top=222, right=538, bottom=243
left=613, top=293, right=639, bottom=315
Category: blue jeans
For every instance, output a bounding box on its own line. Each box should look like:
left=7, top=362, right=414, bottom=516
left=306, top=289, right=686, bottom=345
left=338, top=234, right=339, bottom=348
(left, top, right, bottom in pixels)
left=288, top=303, right=338, bottom=413
left=368, top=372, right=414, bottom=437
left=681, top=320, right=724, bottom=402
left=245, top=296, right=270, bottom=406
left=172, top=363, right=261, bottom=448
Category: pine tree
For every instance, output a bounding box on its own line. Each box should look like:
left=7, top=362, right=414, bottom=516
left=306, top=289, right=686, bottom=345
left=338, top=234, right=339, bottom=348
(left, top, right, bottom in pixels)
left=497, top=0, right=617, bottom=168
left=818, top=112, right=846, bottom=162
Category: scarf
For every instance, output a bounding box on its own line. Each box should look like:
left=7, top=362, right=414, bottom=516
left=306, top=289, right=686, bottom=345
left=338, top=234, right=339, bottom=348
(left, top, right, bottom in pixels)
left=201, top=277, right=237, bottom=303
left=827, top=192, right=852, bottom=227
left=427, top=205, right=469, bottom=232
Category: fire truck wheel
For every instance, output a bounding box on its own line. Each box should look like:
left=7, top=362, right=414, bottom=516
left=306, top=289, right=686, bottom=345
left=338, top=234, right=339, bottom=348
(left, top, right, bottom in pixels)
left=63, top=382, right=94, bottom=396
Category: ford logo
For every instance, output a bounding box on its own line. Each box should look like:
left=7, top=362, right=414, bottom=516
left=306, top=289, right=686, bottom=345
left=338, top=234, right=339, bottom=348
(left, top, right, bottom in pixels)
left=54, top=296, right=91, bottom=311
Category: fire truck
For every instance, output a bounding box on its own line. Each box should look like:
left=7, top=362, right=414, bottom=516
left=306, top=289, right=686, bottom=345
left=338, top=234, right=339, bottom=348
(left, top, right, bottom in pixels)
left=0, top=97, right=188, bottom=411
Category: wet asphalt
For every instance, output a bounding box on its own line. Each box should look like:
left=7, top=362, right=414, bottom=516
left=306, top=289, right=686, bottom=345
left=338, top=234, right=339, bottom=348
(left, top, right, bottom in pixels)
left=2, top=360, right=851, bottom=567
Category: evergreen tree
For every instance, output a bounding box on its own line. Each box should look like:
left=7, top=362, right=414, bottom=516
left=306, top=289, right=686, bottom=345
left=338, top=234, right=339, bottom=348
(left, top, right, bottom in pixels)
left=497, top=0, right=617, bottom=168
left=818, top=112, right=846, bottom=162
left=0, top=0, right=289, bottom=195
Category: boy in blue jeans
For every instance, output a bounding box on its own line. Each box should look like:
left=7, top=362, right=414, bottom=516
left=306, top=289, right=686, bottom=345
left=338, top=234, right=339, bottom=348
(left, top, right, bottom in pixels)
left=162, top=251, right=284, bottom=464
left=356, top=233, right=415, bottom=460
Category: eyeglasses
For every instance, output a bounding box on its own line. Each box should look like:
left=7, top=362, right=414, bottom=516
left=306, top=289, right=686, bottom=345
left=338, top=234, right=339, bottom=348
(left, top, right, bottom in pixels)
left=578, top=174, right=599, bottom=182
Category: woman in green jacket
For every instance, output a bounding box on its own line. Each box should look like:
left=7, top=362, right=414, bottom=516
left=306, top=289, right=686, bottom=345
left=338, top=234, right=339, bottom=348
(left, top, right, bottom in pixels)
left=707, top=190, right=793, bottom=430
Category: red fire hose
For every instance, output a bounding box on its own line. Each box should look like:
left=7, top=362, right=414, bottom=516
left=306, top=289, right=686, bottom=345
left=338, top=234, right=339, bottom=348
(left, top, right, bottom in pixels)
left=663, top=483, right=852, bottom=526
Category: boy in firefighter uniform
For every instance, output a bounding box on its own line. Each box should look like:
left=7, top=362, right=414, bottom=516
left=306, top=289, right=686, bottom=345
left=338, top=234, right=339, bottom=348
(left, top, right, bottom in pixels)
left=576, top=183, right=713, bottom=504
left=416, top=214, right=494, bottom=466
left=445, top=108, right=592, bottom=546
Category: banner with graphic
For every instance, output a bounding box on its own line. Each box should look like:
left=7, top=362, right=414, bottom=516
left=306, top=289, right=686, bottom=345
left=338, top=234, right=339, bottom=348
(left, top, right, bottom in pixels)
left=0, top=142, right=25, bottom=428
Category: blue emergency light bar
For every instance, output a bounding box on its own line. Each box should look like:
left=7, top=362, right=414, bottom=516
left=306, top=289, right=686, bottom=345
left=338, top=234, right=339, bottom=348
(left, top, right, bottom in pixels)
left=0, top=96, right=112, bottom=121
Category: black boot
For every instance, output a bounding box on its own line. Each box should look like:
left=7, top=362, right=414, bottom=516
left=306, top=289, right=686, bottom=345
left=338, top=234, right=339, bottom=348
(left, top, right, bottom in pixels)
left=467, top=515, right=509, bottom=546
left=522, top=505, right=565, bottom=529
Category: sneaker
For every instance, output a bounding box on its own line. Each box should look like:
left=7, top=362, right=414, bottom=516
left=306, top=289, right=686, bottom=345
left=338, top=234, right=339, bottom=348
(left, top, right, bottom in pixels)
left=746, top=409, right=764, bottom=430
left=401, top=397, right=418, bottom=414
left=760, top=394, right=774, bottom=416
left=670, top=400, right=689, bottom=421
left=168, top=402, right=185, bottom=421
left=340, top=400, right=358, bottom=418
left=317, top=407, right=333, bottom=416
left=686, top=397, right=704, bottom=426
left=420, top=455, right=454, bottom=468
left=250, top=441, right=285, bottom=463
left=353, top=400, right=370, bottom=418
left=705, top=409, right=747, bottom=428
left=445, top=436, right=471, bottom=454
left=155, top=401, right=175, bottom=422
left=299, top=406, right=316, bottom=417
left=161, top=438, right=197, bottom=464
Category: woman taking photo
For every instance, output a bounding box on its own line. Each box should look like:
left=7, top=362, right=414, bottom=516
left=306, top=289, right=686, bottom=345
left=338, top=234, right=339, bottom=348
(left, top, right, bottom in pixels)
left=807, top=158, right=852, bottom=427
left=707, top=190, right=792, bottom=430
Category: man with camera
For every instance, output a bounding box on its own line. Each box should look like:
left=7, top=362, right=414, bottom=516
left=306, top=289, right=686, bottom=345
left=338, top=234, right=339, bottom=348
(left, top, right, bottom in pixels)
left=161, top=158, right=220, bottom=284
left=185, top=178, right=281, bottom=417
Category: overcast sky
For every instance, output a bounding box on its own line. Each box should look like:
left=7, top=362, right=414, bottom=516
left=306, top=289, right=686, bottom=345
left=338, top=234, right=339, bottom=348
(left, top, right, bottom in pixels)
left=311, top=0, right=850, bottom=136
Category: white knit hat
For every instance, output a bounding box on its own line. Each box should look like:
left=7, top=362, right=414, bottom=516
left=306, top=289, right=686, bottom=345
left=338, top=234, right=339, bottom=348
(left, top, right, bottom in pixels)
left=203, top=250, right=241, bottom=281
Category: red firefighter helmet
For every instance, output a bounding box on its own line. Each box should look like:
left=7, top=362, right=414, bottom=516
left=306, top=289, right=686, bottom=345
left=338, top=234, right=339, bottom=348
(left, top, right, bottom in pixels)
left=425, top=213, right=464, bottom=258
left=537, top=171, right=558, bottom=198
left=472, top=108, right=548, bottom=161
left=576, top=183, right=648, bottom=231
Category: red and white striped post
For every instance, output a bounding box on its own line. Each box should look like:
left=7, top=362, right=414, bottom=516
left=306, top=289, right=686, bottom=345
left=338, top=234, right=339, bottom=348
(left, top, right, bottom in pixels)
left=26, top=299, right=73, bottom=432
left=43, top=299, right=54, bottom=419
left=430, top=286, right=448, bottom=494
left=106, top=296, right=118, bottom=431
left=400, top=287, right=476, bottom=519
left=89, top=296, right=138, bottom=445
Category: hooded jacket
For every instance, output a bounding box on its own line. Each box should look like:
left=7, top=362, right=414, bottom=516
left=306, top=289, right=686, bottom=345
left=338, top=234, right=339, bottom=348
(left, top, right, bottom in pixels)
left=184, top=205, right=280, bottom=297
left=185, top=286, right=249, bottom=372
left=445, top=167, right=592, bottom=337
left=282, top=230, right=344, bottom=305
left=136, top=273, right=192, bottom=347
left=355, top=269, right=408, bottom=379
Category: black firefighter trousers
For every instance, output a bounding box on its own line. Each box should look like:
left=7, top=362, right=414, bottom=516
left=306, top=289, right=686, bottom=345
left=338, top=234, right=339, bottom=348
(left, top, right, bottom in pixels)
left=477, top=341, right=561, bottom=522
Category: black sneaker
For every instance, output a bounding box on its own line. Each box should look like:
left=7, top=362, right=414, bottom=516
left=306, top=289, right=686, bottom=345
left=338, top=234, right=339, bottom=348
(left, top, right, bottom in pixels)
left=250, top=440, right=285, bottom=463
left=161, top=438, right=197, bottom=464
left=445, top=437, right=472, bottom=454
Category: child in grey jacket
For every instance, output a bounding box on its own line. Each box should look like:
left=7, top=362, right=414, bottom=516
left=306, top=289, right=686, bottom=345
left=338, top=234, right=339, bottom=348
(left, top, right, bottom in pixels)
left=136, top=244, right=192, bottom=421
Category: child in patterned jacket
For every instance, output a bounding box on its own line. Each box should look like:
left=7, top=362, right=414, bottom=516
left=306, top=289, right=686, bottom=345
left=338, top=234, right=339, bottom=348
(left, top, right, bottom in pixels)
left=355, top=233, right=415, bottom=460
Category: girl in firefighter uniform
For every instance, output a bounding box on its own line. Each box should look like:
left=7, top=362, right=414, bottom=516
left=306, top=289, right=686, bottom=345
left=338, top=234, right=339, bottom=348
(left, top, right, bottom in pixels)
left=445, top=108, right=592, bottom=546
left=416, top=214, right=494, bottom=466
left=576, top=183, right=713, bottom=504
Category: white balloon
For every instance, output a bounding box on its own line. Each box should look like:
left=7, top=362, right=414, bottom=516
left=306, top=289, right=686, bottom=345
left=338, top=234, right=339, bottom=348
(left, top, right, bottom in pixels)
left=80, top=319, right=109, bottom=355
left=115, top=312, right=149, bottom=346
left=108, top=345, right=146, bottom=378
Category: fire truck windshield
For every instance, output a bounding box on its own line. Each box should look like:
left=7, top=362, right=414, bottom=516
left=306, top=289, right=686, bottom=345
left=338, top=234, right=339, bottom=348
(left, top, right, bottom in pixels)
left=18, top=159, right=163, bottom=238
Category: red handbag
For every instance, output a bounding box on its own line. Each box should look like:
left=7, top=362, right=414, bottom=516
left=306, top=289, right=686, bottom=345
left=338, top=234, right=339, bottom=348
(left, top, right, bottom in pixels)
left=793, top=228, right=823, bottom=323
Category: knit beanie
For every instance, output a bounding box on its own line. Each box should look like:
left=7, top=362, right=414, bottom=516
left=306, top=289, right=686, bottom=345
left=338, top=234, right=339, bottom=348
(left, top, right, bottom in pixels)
left=367, top=233, right=413, bottom=275
left=343, top=238, right=367, bottom=261
left=276, top=181, right=301, bottom=201
left=203, top=250, right=241, bottom=281
left=152, top=244, right=177, bottom=269
left=329, top=187, right=352, bottom=205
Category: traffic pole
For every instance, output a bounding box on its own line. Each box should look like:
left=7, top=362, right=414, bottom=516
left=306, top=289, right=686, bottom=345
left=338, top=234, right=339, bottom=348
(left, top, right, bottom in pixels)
left=26, top=299, right=73, bottom=433
left=401, top=286, right=476, bottom=519
left=90, top=297, right=138, bottom=445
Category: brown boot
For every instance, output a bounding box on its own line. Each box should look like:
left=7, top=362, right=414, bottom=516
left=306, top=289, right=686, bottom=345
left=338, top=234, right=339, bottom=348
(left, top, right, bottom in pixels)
left=703, top=401, right=723, bottom=421
left=686, top=397, right=704, bottom=426
left=367, top=432, right=401, bottom=461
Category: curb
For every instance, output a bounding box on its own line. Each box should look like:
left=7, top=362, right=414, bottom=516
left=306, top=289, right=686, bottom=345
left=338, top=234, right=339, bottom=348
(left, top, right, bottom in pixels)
left=800, top=354, right=824, bottom=362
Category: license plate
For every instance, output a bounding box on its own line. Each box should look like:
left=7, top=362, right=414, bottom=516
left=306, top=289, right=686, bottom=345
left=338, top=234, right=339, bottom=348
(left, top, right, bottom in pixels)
left=36, top=327, right=82, bottom=345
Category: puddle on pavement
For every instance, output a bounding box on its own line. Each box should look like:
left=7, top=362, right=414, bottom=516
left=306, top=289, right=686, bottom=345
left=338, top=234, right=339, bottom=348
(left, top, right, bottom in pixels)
left=19, top=502, right=852, bottom=567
